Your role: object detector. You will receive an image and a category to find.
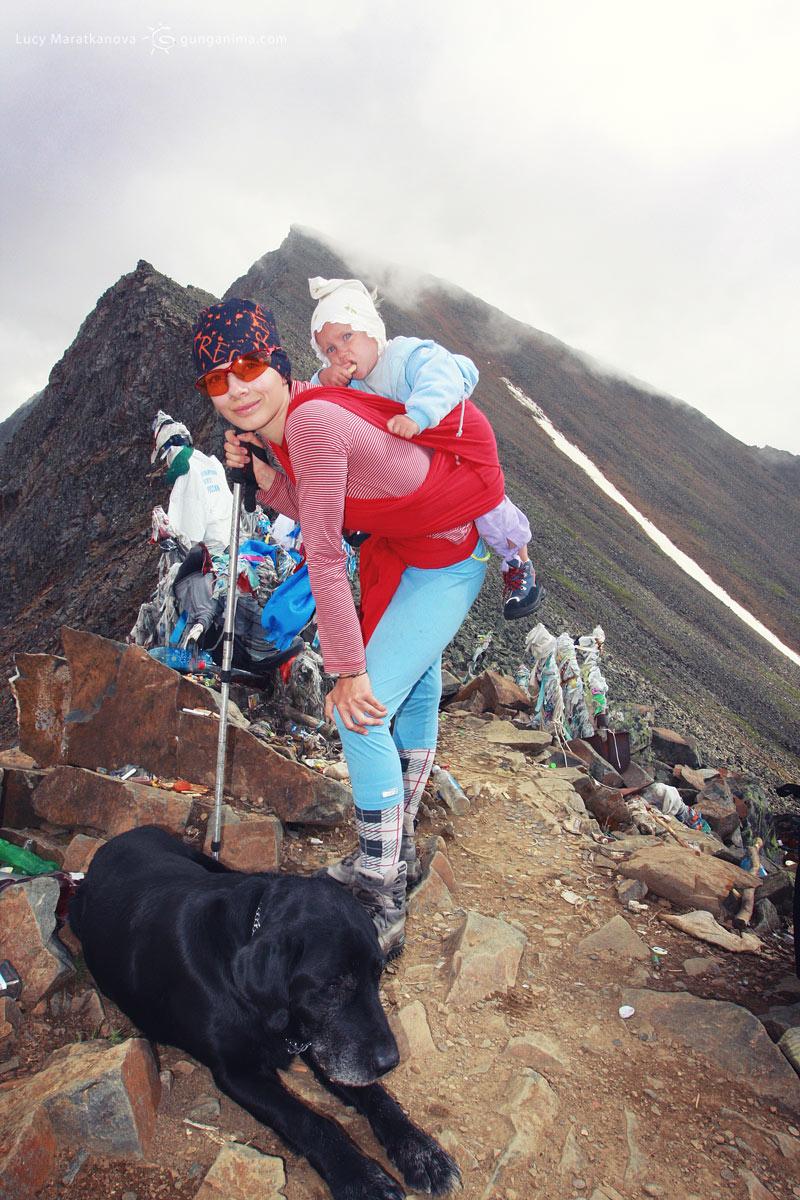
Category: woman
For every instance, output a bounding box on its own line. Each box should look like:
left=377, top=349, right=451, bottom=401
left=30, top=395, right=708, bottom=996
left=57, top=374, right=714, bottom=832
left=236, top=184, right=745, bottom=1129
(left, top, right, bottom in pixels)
left=192, top=297, right=505, bottom=957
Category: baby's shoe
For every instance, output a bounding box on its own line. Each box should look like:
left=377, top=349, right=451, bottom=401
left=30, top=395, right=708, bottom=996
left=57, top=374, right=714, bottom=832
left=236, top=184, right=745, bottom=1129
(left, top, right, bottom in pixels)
left=502, top=558, right=546, bottom=620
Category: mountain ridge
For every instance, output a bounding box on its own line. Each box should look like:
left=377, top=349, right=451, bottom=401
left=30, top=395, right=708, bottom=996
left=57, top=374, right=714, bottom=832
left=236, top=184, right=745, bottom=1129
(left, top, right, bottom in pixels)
left=1, top=231, right=798, bottom=784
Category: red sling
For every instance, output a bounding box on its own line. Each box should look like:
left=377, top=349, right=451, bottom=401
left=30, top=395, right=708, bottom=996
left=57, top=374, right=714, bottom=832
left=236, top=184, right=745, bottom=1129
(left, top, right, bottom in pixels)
left=269, top=386, right=505, bottom=644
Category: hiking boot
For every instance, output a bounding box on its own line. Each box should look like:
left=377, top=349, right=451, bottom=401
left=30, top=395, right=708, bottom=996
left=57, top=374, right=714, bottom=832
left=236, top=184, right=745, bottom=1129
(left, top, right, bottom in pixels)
left=351, top=862, right=407, bottom=959
left=315, top=849, right=361, bottom=887
left=502, top=558, right=546, bottom=621
left=401, top=833, right=422, bottom=890
left=319, top=844, right=421, bottom=894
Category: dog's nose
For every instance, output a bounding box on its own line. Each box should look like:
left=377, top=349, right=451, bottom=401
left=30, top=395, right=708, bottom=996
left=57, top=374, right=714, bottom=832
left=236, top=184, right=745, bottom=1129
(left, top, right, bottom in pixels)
left=372, top=1039, right=400, bottom=1077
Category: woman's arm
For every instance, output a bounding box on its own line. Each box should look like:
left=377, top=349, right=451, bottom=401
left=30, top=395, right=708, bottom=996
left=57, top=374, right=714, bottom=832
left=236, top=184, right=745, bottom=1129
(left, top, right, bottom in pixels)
left=285, top=402, right=388, bottom=733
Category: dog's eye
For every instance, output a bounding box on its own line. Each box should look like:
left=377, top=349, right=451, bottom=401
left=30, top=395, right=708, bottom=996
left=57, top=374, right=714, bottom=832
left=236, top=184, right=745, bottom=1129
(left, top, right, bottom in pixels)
left=327, top=975, right=356, bottom=996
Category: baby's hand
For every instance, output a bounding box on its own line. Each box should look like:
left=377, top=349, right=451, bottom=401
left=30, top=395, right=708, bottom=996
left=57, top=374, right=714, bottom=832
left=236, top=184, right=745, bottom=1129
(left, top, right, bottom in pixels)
left=319, top=364, right=356, bottom=387
left=387, top=414, right=421, bottom=439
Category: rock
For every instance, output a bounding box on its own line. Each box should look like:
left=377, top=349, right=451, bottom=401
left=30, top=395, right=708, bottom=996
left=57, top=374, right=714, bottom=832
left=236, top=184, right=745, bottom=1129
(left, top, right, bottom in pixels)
left=754, top=869, right=795, bottom=913
left=576, top=915, right=651, bottom=961
left=617, top=842, right=754, bottom=917
left=479, top=670, right=534, bottom=712
left=9, top=653, right=72, bottom=769
left=752, top=897, right=781, bottom=937
left=61, top=833, right=105, bottom=872
left=0, top=760, right=50, bottom=829
left=567, top=739, right=625, bottom=787
left=558, top=1123, right=583, bottom=1174
left=203, top=810, right=282, bottom=872
left=13, top=628, right=352, bottom=825
left=193, top=1143, right=286, bottom=1200
left=682, top=955, right=721, bottom=977
left=503, top=1032, right=571, bottom=1075
left=622, top=989, right=800, bottom=1113
left=73, top=990, right=106, bottom=1034
left=570, top=777, right=632, bottom=829
left=187, top=1095, right=221, bottom=1123
left=661, top=909, right=762, bottom=952
left=445, top=911, right=527, bottom=1007
left=390, top=999, right=437, bottom=1061
left=760, top=1003, right=800, bottom=1042
left=453, top=670, right=533, bottom=713
left=620, top=761, right=655, bottom=790
left=739, top=1168, right=779, bottom=1200
left=31, top=767, right=192, bottom=838
left=616, top=878, right=647, bottom=905
left=650, top=727, right=701, bottom=768
left=408, top=858, right=455, bottom=916
left=0, top=996, right=23, bottom=1035
left=483, top=720, right=551, bottom=751
left=490, top=1070, right=559, bottom=1176
left=624, top=1109, right=648, bottom=1188
left=0, top=877, right=74, bottom=1005
left=0, top=1104, right=57, bottom=1199
left=673, top=764, right=712, bottom=793
left=440, top=667, right=461, bottom=702
left=694, top=776, right=740, bottom=840
left=0, top=1038, right=160, bottom=1191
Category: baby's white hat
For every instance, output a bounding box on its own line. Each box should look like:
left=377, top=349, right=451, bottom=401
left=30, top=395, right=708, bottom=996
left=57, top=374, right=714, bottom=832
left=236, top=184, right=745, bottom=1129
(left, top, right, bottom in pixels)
left=309, top=276, right=387, bottom=365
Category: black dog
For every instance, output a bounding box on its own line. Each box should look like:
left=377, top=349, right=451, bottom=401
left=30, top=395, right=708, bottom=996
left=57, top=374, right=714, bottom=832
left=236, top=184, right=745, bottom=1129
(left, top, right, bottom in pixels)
left=69, top=825, right=459, bottom=1200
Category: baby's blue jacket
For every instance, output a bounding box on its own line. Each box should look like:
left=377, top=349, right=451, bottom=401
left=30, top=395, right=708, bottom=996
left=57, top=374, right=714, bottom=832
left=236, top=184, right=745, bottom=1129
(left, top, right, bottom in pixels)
left=311, top=336, right=478, bottom=432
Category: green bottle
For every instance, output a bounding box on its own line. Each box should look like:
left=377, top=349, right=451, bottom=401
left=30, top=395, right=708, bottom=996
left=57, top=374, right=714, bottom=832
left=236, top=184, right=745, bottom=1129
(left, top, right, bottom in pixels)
left=0, top=837, right=60, bottom=875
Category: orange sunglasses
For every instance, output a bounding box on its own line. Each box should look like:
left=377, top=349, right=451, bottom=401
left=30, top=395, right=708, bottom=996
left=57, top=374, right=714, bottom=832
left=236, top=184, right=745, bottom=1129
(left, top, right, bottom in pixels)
left=195, top=353, right=271, bottom=397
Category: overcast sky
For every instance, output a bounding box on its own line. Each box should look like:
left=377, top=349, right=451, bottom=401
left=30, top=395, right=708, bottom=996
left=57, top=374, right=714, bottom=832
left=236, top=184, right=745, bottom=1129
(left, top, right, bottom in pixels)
left=2, top=0, right=798, bottom=453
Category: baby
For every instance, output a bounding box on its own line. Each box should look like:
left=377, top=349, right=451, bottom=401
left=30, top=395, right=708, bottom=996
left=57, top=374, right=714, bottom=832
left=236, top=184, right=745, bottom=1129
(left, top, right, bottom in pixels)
left=309, top=276, right=545, bottom=621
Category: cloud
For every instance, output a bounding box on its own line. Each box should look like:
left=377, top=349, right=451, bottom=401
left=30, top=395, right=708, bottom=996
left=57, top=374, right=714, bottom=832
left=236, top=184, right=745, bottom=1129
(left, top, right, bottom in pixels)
left=1, top=0, right=799, bottom=455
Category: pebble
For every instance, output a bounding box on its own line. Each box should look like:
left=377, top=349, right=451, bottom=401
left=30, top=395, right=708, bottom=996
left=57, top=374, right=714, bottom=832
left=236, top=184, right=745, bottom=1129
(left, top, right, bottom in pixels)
left=644, top=1186, right=664, bottom=1197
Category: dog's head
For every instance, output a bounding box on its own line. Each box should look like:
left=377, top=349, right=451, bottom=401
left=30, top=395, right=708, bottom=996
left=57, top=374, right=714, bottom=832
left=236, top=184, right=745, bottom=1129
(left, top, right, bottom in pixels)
left=232, top=878, right=399, bottom=1086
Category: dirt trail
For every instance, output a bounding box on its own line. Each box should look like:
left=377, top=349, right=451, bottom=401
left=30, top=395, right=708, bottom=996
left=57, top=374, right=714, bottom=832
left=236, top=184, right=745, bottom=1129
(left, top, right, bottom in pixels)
left=31, top=710, right=800, bottom=1200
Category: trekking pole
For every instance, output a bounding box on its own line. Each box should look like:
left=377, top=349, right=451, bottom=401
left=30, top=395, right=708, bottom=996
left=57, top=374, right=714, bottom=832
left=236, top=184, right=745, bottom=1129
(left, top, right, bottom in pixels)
left=209, top=459, right=248, bottom=861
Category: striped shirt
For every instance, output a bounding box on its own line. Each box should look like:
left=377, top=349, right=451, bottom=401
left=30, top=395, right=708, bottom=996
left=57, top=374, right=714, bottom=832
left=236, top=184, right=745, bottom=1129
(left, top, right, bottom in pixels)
left=258, top=382, right=470, bottom=674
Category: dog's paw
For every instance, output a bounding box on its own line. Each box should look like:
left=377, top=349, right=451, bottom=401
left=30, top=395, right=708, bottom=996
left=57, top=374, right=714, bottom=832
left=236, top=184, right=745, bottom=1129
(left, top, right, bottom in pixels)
left=335, top=1160, right=405, bottom=1200
left=387, top=1127, right=462, bottom=1196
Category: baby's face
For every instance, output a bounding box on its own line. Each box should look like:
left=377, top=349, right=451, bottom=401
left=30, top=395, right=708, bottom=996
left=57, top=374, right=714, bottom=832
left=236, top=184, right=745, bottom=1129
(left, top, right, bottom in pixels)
left=316, top=322, right=380, bottom=379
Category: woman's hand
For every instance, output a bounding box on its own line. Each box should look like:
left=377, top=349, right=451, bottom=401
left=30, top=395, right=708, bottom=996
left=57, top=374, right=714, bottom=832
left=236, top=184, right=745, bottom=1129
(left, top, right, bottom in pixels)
left=325, top=671, right=388, bottom=735
left=223, top=429, right=276, bottom=491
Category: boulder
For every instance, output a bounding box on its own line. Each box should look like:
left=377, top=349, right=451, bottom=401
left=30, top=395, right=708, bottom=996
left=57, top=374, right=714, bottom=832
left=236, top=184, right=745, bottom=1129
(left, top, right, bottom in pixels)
left=567, top=739, right=626, bottom=787
left=13, top=627, right=351, bottom=826
left=194, top=1143, right=286, bottom=1200
left=622, top=989, right=800, bottom=1114
left=695, top=776, right=740, bottom=840
left=570, top=776, right=632, bottom=829
left=484, top=721, right=552, bottom=751
left=0, top=877, right=74, bottom=1005
left=617, top=842, right=754, bottom=917
left=576, top=914, right=651, bottom=961
left=445, top=911, right=526, bottom=1006
left=61, top=833, right=105, bottom=872
left=0, top=1038, right=160, bottom=1190
left=650, top=727, right=701, bottom=769
left=31, top=766, right=192, bottom=837
left=203, top=808, right=282, bottom=871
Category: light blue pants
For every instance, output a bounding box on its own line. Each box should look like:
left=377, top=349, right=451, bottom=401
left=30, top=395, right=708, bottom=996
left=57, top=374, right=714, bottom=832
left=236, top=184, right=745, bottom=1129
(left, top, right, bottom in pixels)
left=335, top=544, right=487, bottom=811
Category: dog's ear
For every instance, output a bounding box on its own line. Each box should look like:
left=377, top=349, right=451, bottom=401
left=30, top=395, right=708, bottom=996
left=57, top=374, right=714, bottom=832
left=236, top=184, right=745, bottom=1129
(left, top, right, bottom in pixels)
left=231, top=935, right=290, bottom=1033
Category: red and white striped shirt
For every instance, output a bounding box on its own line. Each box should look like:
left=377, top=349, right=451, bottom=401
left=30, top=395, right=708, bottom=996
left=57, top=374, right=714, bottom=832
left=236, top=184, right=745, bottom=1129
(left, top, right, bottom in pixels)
left=258, top=382, right=470, bottom=674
